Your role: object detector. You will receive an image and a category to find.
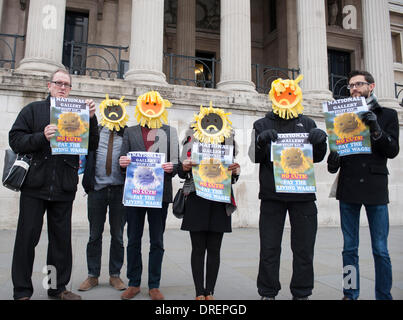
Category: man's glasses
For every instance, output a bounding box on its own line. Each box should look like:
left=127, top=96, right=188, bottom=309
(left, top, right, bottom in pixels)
left=51, top=81, right=72, bottom=88
left=347, top=82, right=369, bottom=90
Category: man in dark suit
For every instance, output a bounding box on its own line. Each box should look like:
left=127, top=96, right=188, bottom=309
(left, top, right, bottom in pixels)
left=118, top=111, right=179, bottom=300
left=327, top=70, right=400, bottom=300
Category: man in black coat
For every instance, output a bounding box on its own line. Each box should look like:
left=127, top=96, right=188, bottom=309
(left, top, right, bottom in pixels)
left=249, top=76, right=327, bottom=300
left=9, top=69, right=99, bottom=300
left=327, top=70, right=399, bottom=300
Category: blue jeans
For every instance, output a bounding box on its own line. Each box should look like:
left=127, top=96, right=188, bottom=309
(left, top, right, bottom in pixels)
left=86, top=186, right=126, bottom=278
left=340, top=201, right=393, bottom=300
left=126, top=203, right=168, bottom=289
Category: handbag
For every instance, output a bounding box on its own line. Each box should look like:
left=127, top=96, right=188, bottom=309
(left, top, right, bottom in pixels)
left=2, top=149, right=32, bottom=192
left=172, top=188, right=186, bottom=219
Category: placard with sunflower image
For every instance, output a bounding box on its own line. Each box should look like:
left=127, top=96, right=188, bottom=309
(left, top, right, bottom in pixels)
left=50, top=97, right=89, bottom=155
left=323, top=97, right=371, bottom=156
left=272, top=133, right=316, bottom=194
left=191, top=142, right=234, bottom=203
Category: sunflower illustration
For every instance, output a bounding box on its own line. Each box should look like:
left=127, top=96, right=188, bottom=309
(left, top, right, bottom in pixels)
left=269, top=75, right=304, bottom=120
left=57, top=112, right=88, bottom=137
left=191, top=101, right=233, bottom=144
left=135, top=91, right=171, bottom=129
left=280, top=148, right=311, bottom=174
left=99, top=94, right=129, bottom=131
left=333, top=113, right=366, bottom=139
left=197, top=158, right=229, bottom=184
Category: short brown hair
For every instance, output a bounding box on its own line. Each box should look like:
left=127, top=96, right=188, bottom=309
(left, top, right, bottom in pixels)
left=50, top=68, right=72, bottom=84
left=348, top=70, right=375, bottom=84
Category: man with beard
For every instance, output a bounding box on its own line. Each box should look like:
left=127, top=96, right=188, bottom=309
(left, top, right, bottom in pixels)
left=327, top=70, right=399, bottom=300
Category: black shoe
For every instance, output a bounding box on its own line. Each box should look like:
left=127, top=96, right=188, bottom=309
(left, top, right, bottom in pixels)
left=292, top=296, right=309, bottom=300
left=48, top=290, right=82, bottom=300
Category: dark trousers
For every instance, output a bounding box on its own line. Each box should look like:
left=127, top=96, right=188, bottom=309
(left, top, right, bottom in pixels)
left=12, top=193, right=73, bottom=299
left=257, top=200, right=318, bottom=298
left=189, top=231, right=224, bottom=297
left=126, top=203, right=168, bottom=289
left=86, top=186, right=126, bottom=278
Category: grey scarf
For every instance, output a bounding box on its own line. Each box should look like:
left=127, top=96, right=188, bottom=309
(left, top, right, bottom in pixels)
left=366, top=93, right=378, bottom=111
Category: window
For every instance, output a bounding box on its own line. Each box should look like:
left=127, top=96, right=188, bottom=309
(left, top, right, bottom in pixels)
left=392, top=32, right=403, bottom=64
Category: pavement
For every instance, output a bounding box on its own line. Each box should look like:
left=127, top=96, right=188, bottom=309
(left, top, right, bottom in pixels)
left=0, top=226, right=402, bottom=300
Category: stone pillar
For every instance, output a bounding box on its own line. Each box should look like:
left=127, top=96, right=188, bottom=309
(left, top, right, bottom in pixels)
left=176, top=0, right=196, bottom=85
left=0, top=0, right=4, bottom=32
left=362, top=0, right=397, bottom=107
left=296, top=0, right=332, bottom=100
left=18, top=0, right=66, bottom=73
left=217, top=0, right=256, bottom=92
left=125, top=0, right=167, bottom=86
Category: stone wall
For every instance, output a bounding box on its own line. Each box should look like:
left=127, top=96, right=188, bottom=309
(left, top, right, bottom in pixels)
left=1, top=70, right=402, bottom=230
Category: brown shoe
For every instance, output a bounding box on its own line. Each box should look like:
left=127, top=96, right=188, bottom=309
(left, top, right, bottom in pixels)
left=16, top=297, right=30, bottom=300
left=78, top=277, right=98, bottom=291
left=205, top=295, right=215, bottom=300
left=149, top=288, right=164, bottom=300
left=121, top=286, right=140, bottom=300
left=58, top=291, right=82, bottom=300
left=109, top=276, right=126, bottom=291
left=195, top=295, right=205, bottom=300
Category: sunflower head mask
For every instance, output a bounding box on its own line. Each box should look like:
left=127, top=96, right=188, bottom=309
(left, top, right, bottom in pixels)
left=269, top=74, right=304, bottom=120
left=99, top=94, right=129, bottom=131
left=191, top=101, right=233, bottom=144
left=135, top=91, right=171, bottom=129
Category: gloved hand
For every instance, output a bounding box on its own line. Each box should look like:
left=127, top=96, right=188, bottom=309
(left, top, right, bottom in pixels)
left=257, top=129, right=278, bottom=147
left=361, top=111, right=381, bottom=134
left=327, top=151, right=340, bottom=173
left=308, top=128, right=327, bottom=145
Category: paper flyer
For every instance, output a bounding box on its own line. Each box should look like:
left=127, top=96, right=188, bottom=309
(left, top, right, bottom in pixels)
left=191, top=143, right=233, bottom=203
left=50, top=97, right=89, bottom=155
left=272, top=133, right=316, bottom=194
left=123, top=152, right=165, bottom=208
left=323, top=97, right=371, bottom=156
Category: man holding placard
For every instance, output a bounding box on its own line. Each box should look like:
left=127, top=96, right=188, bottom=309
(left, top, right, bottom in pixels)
left=327, top=71, right=399, bottom=300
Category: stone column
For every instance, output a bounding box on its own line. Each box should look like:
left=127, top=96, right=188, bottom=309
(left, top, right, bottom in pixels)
left=125, top=0, right=167, bottom=86
left=18, top=0, right=66, bottom=73
left=0, top=0, right=4, bottom=32
left=217, top=0, right=256, bottom=92
left=176, top=0, right=196, bottom=85
left=362, top=0, right=397, bottom=107
left=297, top=0, right=332, bottom=100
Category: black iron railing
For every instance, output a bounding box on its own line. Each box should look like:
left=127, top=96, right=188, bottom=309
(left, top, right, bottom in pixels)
left=395, top=83, right=403, bottom=107
left=0, top=33, right=25, bottom=69
left=164, top=53, right=218, bottom=88
left=252, top=64, right=300, bottom=94
left=329, top=73, right=349, bottom=99
left=63, top=40, right=129, bottom=79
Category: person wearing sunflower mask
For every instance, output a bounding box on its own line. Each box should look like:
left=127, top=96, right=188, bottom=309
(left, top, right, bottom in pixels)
left=248, top=75, right=327, bottom=300
left=179, top=102, right=240, bottom=300
left=78, top=95, right=130, bottom=293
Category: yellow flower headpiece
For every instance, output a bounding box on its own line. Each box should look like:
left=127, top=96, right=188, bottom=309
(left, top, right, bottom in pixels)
left=191, top=101, right=233, bottom=144
left=135, top=91, right=171, bottom=129
left=57, top=112, right=88, bottom=137
left=99, top=94, right=129, bottom=131
left=269, top=74, right=304, bottom=120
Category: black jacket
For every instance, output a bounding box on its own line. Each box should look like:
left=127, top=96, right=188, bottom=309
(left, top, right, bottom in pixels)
left=249, top=112, right=327, bottom=202
left=120, top=124, right=179, bottom=203
left=9, top=96, right=99, bottom=201
left=328, top=102, right=399, bottom=205
left=82, top=125, right=127, bottom=193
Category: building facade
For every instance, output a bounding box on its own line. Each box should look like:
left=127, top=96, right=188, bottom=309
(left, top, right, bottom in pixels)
left=0, top=0, right=402, bottom=229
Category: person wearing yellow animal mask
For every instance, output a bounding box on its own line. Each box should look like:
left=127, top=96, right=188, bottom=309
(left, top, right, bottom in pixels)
left=179, top=102, right=240, bottom=300
left=248, top=75, right=327, bottom=300
left=119, top=91, right=179, bottom=301
left=78, top=95, right=130, bottom=293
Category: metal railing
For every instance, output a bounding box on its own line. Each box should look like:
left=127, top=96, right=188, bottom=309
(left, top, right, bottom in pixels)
left=395, top=83, right=403, bottom=107
left=329, top=73, right=349, bottom=99
left=63, top=40, right=129, bottom=79
left=252, top=64, right=300, bottom=94
left=0, top=33, right=25, bottom=69
left=164, top=53, right=218, bottom=88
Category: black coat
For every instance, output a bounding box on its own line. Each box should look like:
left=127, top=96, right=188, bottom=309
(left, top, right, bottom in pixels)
left=249, top=112, right=327, bottom=202
left=9, top=96, right=99, bottom=201
left=329, top=102, right=399, bottom=205
left=82, top=125, right=127, bottom=193
left=120, top=124, right=179, bottom=203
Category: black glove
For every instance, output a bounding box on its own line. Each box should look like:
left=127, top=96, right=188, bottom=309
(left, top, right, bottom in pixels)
left=327, top=151, right=340, bottom=173
left=361, top=111, right=381, bottom=134
left=308, top=128, right=327, bottom=145
left=257, top=129, right=278, bottom=147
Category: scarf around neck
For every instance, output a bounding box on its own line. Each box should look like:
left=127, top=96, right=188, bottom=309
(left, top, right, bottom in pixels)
left=366, top=93, right=378, bottom=111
